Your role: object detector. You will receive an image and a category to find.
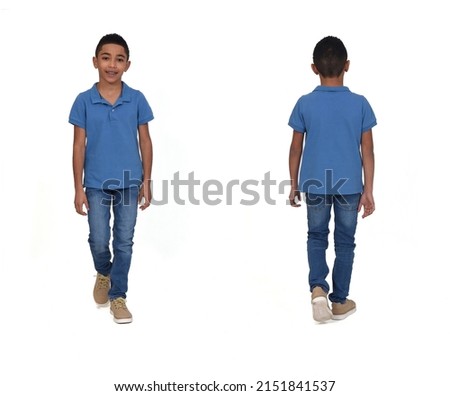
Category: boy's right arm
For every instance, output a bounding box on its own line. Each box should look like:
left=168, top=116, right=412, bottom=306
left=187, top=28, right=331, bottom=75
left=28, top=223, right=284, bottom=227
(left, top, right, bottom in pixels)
left=358, top=130, right=375, bottom=218
left=72, top=126, right=89, bottom=215
left=289, top=131, right=304, bottom=207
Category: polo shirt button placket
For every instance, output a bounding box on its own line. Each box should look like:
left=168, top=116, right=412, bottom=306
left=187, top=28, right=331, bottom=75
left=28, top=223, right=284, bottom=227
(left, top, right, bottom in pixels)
left=110, top=106, right=117, bottom=121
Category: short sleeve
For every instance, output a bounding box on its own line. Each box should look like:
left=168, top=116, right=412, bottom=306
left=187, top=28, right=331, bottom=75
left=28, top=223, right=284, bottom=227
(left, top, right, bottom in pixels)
left=288, top=97, right=306, bottom=133
left=137, top=91, right=154, bottom=125
left=68, top=94, right=86, bottom=129
left=361, top=96, right=377, bottom=132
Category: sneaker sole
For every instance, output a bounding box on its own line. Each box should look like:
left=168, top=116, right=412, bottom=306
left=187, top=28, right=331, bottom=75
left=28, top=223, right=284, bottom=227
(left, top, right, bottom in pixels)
left=110, top=310, right=133, bottom=324
left=332, top=307, right=356, bottom=320
left=95, top=301, right=110, bottom=308
left=311, top=296, right=332, bottom=322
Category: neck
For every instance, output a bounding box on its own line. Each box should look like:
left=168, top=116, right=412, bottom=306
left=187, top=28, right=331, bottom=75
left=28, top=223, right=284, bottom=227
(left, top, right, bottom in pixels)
left=96, top=81, right=122, bottom=105
left=97, top=80, right=122, bottom=92
left=319, top=75, right=345, bottom=87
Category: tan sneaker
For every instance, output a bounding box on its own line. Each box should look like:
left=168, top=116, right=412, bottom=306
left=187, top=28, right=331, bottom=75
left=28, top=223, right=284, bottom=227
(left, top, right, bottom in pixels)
left=93, top=273, right=110, bottom=306
left=331, top=299, right=356, bottom=320
left=110, top=298, right=133, bottom=324
left=311, top=286, right=332, bottom=323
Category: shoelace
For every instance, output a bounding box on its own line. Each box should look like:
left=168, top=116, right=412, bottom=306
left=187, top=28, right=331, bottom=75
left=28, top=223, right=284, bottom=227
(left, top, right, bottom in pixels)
left=112, top=298, right=127, bottom=310
left=96, top=275, right=110, bottom=289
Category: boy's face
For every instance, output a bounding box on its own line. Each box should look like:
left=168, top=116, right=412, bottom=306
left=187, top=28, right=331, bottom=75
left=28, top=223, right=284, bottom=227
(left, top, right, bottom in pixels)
left=93, top=43, right=130, bottom=84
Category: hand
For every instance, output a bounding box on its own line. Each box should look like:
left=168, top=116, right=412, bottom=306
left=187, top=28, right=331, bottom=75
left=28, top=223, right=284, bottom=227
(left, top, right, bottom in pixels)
left=138, top=183, right=151, bottom=210
left=74, top=189, right=89, bottom=215
left=289, top=188, right=301, bottom=207
left=358, top=191, right=375, bottom=218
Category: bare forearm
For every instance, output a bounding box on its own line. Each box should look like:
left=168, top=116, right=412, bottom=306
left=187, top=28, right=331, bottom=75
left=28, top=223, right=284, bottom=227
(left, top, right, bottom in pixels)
left=73, top=146, right=85, bottom=191
left=140, top=138, right=153, bottom=182
left=362, top=150, right=374, bottom=193
left=361, top=131, right=375, bottom=193
left=289, top=147, right=302, bottom=190
left=137, top=126, right=153, bottom=210
left=72, top=126, right=86, bottom=191
left=289, top=132, right=304, bottom=190
left=137, top=123, right=153, bottom=184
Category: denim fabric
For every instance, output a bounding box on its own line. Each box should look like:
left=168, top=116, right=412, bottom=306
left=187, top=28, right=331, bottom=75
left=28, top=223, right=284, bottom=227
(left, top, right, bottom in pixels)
left=306, top=193, right=360, bottom=303
left=86, top=187, right=139, bottom=300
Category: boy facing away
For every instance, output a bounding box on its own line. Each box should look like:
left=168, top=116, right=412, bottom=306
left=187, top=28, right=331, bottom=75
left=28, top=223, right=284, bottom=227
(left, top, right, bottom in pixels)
left=70, top=33, right=154, bottom=324
left=288, top=36, right=376, bottom=323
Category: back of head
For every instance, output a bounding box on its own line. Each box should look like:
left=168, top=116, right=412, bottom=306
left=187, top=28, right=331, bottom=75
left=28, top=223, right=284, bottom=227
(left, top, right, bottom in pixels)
left=313, top=36, right=347, bottom=78
left=95, top=33, right=130, bottom=60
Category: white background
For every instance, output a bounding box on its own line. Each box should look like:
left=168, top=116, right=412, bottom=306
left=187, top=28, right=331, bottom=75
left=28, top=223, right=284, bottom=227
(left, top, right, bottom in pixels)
left=1, top=0, right=449, bottom=395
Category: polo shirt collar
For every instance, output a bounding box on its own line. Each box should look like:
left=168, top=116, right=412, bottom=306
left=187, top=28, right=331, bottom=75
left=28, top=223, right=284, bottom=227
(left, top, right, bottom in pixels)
left=89, top=82, right=132, bottom=105
left=313, top=85, right=350, bottom=93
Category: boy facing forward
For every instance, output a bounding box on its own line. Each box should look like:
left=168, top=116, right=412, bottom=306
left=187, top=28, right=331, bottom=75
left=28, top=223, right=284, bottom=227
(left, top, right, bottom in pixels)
left=288, top=36, right=376, bottom=323
left=70, top=33, right=154, bottom=324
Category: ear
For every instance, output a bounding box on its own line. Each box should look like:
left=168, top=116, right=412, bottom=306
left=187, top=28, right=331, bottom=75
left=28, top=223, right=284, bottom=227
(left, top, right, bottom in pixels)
left=344, top=60, right=350, bottom=72
left=311, top=64, right=319, bottom=75
left=124, top=60, right=131, bottom=72
left=93, top=56, right=98, bottom=69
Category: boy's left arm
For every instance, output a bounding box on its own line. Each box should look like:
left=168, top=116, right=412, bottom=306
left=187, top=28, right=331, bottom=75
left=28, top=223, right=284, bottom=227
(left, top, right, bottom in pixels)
left=289, top=131, right=304, bottom=207
left=358, top=130, right=375, bottom=218
left=138, top=123, right=153, bottom=210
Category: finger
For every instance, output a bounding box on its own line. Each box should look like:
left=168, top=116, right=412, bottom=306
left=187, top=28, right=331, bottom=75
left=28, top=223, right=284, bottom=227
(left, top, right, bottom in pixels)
left=291, top=193, right=301, bottom=207
left=139, top=196, right=146, bottom=206
left=140, top=202, right=151, bottom=210
left=139, top=196, right=151, bottom=210
left=75, top=199, right=88, bottom=215
left=76, top=206, right=87, bottom=216
left=362, top=207, right=374, bottom=218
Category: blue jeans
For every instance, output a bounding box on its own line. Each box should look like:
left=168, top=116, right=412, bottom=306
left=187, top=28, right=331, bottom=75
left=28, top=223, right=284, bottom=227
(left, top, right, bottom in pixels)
left=86, top=187, right=139, bottom=300
left=306, top=193, right=360, bottom=303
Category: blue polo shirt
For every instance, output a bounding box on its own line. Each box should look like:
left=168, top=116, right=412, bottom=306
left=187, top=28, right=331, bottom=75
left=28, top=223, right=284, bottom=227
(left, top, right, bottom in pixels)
left=69, top=82, right=154, bottom=189
left=288, top=86, right=376, bottom=195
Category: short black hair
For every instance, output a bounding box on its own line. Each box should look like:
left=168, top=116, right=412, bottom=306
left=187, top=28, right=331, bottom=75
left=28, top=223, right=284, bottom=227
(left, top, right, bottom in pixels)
left=313, top=36, right=347, bottom=78
left=95, top=33, right=130, bottom=60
